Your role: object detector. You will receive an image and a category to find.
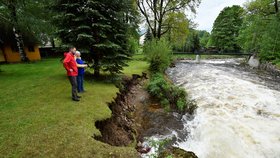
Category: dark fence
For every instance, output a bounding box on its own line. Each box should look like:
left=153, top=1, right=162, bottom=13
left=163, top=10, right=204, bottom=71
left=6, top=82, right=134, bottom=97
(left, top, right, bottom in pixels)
left=39, top=47, right=65, bottom=58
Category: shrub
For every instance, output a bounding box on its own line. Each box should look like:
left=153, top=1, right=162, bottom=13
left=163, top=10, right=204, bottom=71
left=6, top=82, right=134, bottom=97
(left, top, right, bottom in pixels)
left=128, top=37, right=139, bottom=55
left=143, top=39, right=172, bottom=73
left=147, top=73, right=197, bottom=114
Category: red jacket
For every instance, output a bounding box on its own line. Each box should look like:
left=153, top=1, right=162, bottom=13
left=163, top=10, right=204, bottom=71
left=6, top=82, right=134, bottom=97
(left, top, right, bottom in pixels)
left=63, top=52, right=78, bottom=76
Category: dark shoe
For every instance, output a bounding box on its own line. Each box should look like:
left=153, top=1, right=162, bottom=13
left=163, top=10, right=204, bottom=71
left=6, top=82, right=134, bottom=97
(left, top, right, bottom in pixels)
left=77, top=96, right=82, bottom=98
left=72, top=98, right=80, bottom=101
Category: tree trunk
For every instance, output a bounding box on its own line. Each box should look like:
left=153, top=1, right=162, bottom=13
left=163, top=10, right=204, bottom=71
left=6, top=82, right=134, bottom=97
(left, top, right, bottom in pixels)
left=153, top=0, right=157, bottom=38
left=275, top=0, right=279, bottom=13
left=92, top=49, right=101, bottom=78
left=8, top=1, right=29, bottom=62
left=51, top=37, right=55, bottom=48
left=157, top=18, right=162, bottom=39
left=93, top=64, right=100, bottom=77
left=12, top=27, right=29, bottom=62
left=157, top=0, right=164, bottom=39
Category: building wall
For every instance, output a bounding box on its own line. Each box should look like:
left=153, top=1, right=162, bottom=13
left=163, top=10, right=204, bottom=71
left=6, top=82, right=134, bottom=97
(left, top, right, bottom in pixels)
left=0, top=48, right=5, bottom=62
left=3, top=45, right=41, bottom=62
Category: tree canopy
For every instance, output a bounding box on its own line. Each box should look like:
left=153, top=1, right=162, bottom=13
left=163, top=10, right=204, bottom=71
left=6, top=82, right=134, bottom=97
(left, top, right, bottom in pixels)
left=210, top=5, right=244, bottom=51
left=238, top=0, right=280, bottom=63
left=53, top=0, right=139, bottom=76
left=137, top=0, right=200, bottom=39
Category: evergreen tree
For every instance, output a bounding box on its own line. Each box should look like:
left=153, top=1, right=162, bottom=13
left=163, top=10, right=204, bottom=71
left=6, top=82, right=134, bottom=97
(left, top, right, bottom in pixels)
left=53, top=0, right=137, bottom=77
left=211, top=5, right=244, bottom=51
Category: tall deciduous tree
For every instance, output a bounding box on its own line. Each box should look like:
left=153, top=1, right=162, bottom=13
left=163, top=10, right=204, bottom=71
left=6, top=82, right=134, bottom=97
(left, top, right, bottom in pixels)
left=164, top=12, right=189, bottom=48
left=137, top=0, right=200, bottom=39
left=211, top=5, right=244, bottom=51
left=238, top=0, right=280, bottom=63
left=53, top=0, right=138, bottom=77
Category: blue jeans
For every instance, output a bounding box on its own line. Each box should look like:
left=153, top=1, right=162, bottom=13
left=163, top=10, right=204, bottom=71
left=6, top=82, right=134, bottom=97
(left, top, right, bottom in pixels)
left=77, top=75, right=84, bottom=92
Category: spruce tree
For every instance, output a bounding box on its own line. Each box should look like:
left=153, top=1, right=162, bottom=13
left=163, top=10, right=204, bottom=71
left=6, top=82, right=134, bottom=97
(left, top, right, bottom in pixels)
left=53, top=0, right=136, bottom=77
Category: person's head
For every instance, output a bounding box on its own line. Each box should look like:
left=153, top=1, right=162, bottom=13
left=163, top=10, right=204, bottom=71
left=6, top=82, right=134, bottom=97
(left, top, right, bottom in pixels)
left=75, top=51, right=81, bottom=57
left=69, top=46, right=76, bottom=54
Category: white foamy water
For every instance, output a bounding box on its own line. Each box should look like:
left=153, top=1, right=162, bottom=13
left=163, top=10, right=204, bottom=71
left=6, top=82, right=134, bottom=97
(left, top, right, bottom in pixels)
left=167, top=59, right=280, bottom=158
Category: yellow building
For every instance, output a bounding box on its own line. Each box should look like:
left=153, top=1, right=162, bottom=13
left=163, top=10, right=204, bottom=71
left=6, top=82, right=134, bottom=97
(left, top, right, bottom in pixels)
left=0, top=45, right=41, bottom=63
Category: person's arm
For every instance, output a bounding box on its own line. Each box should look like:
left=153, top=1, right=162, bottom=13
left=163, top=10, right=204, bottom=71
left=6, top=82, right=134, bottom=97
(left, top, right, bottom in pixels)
left=63, top=54, right=73, bottom=72
left=77, top=64, right=88, bottom=68
left=76, top=59, right=88, bottom=68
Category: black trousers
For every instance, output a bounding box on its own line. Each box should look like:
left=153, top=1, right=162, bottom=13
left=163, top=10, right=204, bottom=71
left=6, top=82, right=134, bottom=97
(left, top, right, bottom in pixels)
left=68, top=76, right=78, bottom=99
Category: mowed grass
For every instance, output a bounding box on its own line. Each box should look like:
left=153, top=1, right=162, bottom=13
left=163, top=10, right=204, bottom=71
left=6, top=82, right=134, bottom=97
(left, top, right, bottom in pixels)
left=0, top=56, right=148, bottom=158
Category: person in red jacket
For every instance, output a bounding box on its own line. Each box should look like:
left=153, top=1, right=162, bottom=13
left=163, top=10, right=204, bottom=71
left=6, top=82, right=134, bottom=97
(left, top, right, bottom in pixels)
left=63, top=47, right=81, bottom=101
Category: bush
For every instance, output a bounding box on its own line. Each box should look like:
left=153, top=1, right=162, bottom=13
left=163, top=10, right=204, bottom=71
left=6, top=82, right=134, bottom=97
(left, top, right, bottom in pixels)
left=147, top=73, right=197, bottom=114
left=143, top=39, right=172, bottom=73
left=128, top=37, right=139, bottom=55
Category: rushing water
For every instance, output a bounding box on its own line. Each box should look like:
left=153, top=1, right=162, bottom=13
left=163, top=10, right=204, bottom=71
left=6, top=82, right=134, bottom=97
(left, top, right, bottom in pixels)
left=166, top=59, right=280, bottom=158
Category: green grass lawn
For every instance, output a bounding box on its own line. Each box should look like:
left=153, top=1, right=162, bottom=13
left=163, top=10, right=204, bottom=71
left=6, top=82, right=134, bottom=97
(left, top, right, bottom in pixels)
left=0, top=56, right=148, bottom=158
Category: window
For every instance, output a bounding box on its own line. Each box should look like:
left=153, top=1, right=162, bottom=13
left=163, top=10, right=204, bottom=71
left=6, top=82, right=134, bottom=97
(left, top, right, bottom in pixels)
left=28, top=46, right=35, bottom=52
left=11, top=45, right=19, bottom=53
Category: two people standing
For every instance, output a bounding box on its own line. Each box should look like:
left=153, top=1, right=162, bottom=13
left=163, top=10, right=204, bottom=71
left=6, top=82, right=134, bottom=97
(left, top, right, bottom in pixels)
left=63, top=47, right=87, bottom=101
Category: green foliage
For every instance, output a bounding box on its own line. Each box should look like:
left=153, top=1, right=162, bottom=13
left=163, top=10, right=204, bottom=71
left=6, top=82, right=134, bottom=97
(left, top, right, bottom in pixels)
left=185, top=29, right=200, bottom=52
left=259, top=16, right=280, bottom=63
left=211, top=5, right=244, bottom=51
left=53, top=0, right=139, bottom=76
left=128, top=36, right=139, bottom=55
left=137, top=0, right=200, bottom=39
left=147, top=73, right=197, bottom=114
left=198, top=30, right=211, bottom=48
left=143, top=39, right=172, bottom=73
left=164, top=12, right=190, bottom=48
left=147, top=138, right=172, bottom=158
left=238, top=0, right=280, bottom=63
left=0, top=0, right=56, bottom=44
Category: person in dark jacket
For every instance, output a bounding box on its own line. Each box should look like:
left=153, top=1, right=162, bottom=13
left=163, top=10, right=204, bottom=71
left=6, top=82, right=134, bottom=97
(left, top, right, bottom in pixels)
left=63, top=47, right=81, bottom=101
left=75, top=51, right=87, bottom=93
